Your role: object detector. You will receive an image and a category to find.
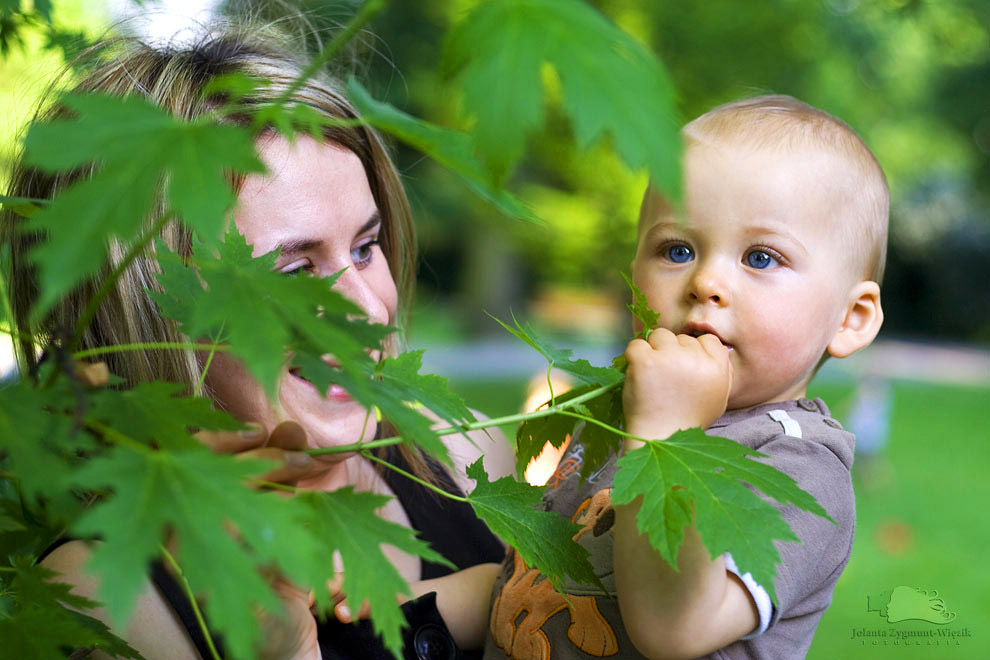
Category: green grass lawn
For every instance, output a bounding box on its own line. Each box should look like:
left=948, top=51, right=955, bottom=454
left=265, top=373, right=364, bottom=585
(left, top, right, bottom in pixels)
left=450, top=376, right=990, bottom=659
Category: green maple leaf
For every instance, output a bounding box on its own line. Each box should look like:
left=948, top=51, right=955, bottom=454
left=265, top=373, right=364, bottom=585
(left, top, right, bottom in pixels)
left=0, top=193, right=45, bottom=218
left=153, top=230, right=387, bottom=398
left=514, top=384, right=591, bottom=472
left=0, top=381, right=87, bottom=509
left=66, top=445, right=297, bottom=658
left=0, top=607, right=142, bottom=660
left=347, top=78, right=538, bottom=223
left=87, top=382, right=245, bottom=449
left=444, top=0, right=681, bottom=196
left=490, top=313, right=622, bottom=387
left=621, top=272, right=660, bottom=340
left=293, top=489, right=453, bottom=658
left=576, top=388, right=624, bottom=481
left=0, top=561, right=141, bottom=659
left=0, top=508, right=25, bottom=532
left=465, top=459, right=598, bottom=592
left=373, top=350, right=477, bottom=463
left=611, top=429, right=832, bottom=605
left=22, top=92, right=264, bottom=313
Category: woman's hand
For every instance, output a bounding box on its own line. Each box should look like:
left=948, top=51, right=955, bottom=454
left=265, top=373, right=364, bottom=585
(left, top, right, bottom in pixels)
left=196, top=420, right=314, bottom=485
left=257, top=578, right=322, bottom=660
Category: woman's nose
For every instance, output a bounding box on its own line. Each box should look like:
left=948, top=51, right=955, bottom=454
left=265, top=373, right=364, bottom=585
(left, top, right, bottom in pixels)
left=332, top=268, right=390, bottom=325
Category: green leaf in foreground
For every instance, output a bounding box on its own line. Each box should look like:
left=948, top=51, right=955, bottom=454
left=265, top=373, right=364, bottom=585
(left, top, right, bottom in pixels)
left=294, top=489, right=453, bottom=658
left=444, top=0, right=681, bottom=197
left=0, top=193, right=46, bottom=218
left=153, top=230, right=387, bottom=398
left=611, top=429, right=832, bottom=605
left=489, top=312, right=622, bottom=388
left=67, top=446, right=288, bottom=659
left=374, top=350, right=476, bottom=461
left=0, top=561, right=140, bottom=659
left=514, top=384, right=591, bottom=472
left=87, top=382, right=245, bottom=449
left=465, top=458, right=599, bottom=592
left=22, top=92, right=264, bottom=314
left=347, top=77, right=539, bottom=223
left=0, top=381, right=87, bottom=508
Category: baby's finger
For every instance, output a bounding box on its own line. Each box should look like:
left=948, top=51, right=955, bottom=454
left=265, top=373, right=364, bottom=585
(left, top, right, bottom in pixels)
left=195, top=423, right=267, bottom=453
left=697, top=333, right=730, bottom=359
left=646, top=327, right=676, bottom=348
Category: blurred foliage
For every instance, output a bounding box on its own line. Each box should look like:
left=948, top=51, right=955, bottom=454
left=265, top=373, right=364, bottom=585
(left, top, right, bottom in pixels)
left=220, top=0, right=990, bottom=342
left=6, top=0, right=988, bottom=341
left=0, top=0, right=101, bottom=189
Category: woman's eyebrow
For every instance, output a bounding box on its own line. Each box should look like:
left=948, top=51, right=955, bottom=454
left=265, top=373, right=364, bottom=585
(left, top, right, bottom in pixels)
left=276, top=211, right=382, bottom=257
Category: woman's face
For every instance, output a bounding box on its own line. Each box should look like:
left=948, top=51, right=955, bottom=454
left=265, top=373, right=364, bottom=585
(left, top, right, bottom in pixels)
left=204, top=134, right=398, bottom=454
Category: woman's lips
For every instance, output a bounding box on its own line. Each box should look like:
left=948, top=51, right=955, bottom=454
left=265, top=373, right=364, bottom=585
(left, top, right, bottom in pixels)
left=288, top=367, right=354, bottom=402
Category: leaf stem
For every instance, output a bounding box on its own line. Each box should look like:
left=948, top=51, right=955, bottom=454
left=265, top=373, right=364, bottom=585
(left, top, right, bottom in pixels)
left=250, top=480, right=298, bottom=493
left=160, top=545, right=222, bottom=660
left=72, top=341, right=228, bottom=361
left=555, top=409, right=643, bottom=441
left=69, top=211, right=174, bottom=355
left=306, top=380, right=620, bottom=457
left=271, top=0, right=388, bottom=108
left=196, top=325, right=225, bottom=397
left=362, top=451, right=469, bottom=503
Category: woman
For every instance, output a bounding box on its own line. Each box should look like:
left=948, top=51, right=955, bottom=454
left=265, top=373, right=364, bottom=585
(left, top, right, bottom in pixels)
left=3, top=25, right=513, bottom=660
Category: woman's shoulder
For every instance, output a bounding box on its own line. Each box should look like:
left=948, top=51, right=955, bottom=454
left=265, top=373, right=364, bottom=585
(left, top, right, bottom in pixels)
left=41, top=541, right=202, bottom=660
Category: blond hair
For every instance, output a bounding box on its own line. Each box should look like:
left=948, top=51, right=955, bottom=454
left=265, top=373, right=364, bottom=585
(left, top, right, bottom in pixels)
left=2, top=25, right=427, bottom=469
left=682, top=94, right=889, bottom=283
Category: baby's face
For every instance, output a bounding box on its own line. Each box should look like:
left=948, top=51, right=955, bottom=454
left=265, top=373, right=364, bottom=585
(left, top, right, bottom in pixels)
left=632, top=142, right=859, bottom=410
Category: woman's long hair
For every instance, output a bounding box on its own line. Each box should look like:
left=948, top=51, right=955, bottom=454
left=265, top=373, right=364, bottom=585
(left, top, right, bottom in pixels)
left=1, top=24, right=430, bottom=476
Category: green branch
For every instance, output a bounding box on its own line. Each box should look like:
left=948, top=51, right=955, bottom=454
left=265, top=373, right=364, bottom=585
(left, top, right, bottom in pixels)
left=271, top=0, right=388, bottom=109
left=68, top=211, right=174, bottom=355
left=362, top=451, right=469, bottom=503
left=72, top=341, right=229, bottom=361
left=160, top=545, right=222, bottom=660
left=306, top=380, right=621, bottom=457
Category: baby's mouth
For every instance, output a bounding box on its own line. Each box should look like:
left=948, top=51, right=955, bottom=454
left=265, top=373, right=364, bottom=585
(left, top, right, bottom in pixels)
left=682, top=324, right=734, bottom=351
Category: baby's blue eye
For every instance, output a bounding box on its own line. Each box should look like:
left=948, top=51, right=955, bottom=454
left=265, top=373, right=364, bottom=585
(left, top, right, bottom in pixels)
left=667, top=244, right=694, bottom=263
left=746, top=249, right=778, bottom=269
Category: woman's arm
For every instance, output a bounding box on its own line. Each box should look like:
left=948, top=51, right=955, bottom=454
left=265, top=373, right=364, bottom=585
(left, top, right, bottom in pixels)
left=335, top=562, right=501, bottom=651
left=41, top=540, right=202, bottom=660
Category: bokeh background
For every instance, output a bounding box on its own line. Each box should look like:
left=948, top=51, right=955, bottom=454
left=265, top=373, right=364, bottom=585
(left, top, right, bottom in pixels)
left=2, top=1, right=988, bottom=658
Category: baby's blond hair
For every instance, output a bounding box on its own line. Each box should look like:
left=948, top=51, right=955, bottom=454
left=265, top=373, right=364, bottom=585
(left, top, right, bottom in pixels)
left=679, top=94, right=889, bottom=283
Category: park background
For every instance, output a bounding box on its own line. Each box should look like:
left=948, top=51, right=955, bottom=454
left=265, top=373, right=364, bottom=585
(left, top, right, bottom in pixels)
left=1, top=1, right=988, bottom=658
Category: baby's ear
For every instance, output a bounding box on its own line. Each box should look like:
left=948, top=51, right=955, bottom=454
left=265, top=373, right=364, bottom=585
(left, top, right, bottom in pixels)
left=827, top=281, right=883, bottom=358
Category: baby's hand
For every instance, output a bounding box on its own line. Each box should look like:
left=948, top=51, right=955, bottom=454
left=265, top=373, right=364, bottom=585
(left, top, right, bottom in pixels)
left=622, top=328, right=731, bottom=440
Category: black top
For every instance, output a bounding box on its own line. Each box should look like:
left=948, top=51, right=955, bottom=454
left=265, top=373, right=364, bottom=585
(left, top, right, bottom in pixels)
left=151, top=447, right=505, bottom=659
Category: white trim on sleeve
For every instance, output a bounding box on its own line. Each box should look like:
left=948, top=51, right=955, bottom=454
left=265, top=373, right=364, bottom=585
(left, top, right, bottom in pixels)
left=724, top=552, right=773, bottom=639
left=768, top=409, right=803, bottom=438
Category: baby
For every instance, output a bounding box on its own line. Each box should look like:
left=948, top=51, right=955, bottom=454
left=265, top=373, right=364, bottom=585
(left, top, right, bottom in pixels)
left=484, top=94, right=886, bottom=660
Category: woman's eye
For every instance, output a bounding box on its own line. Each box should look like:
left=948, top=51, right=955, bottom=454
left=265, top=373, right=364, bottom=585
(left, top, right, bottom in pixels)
left=281, top=261, right=314, bottom=277
left=665, top=244, right=694, bottom=263
left=746, top=249, right=779, bottom=269
left=351, top=239, right=379, bottom=268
